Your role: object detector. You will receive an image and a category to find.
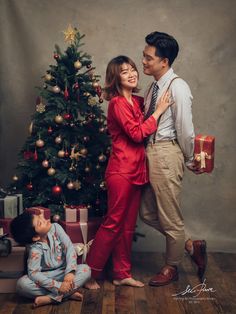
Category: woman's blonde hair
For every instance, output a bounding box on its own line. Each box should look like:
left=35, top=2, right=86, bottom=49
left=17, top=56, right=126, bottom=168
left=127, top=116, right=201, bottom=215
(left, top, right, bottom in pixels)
left=103, top=55, right=140, bottom=101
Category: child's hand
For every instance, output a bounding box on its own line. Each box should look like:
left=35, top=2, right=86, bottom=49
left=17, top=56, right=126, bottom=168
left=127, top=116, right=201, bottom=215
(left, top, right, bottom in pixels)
left=64, top=272, right=75, bottom=290
left=59, top=281, right=71, bottom=294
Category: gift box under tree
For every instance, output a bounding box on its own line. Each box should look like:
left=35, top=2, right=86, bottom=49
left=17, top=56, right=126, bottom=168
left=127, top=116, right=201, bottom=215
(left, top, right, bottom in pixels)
left=0, top=194, right=23, bottom=219
left=0, top=242, right=27, bottom=293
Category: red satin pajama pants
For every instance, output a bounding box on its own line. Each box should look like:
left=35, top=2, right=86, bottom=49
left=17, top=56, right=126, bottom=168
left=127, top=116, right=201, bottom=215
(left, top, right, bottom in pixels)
left=86, top=174, right=141, bottom=279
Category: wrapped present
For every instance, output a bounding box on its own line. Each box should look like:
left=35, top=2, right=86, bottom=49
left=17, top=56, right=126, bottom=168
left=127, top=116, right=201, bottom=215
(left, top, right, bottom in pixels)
left=59, top=217, right=103, bottom=263
left=25, top=206, right=51, bottom=220
left=194, top=134, right=215, bottom=173
left=0, top=245, right=26, bottom=293
left=0, top=218, right=12, bottom=236
left=64, top=205, right=88, bottom=223
left=0, top=194, right=23, bottom=219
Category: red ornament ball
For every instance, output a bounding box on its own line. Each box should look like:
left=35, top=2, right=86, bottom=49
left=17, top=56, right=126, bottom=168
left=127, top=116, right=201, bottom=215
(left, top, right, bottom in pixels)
left=74, top=82, right=79, bottom=90
left=54, top=53, right=60, bottom=60
left=63, top=113, right=72, bottom=120
left=52, top=185, right=62, bottom=196
left=26, top=183, right=33, bottom=191
left=64, top=88, right=69, bottom=101
left=48, top=126, right=53, bottom=134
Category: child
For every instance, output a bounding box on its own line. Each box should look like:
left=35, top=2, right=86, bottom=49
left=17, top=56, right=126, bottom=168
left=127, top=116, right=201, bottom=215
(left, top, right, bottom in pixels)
left=10, top=209, right=91, bottom=308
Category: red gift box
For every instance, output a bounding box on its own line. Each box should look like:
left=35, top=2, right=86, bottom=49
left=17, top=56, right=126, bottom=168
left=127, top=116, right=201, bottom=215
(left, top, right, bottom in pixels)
left=194, top=134, right=215, bottom=173
left=0, top=218, right=12, bottom=236
left=59, top=217, right=103, bottom=263
left=64, top=205, right=88, bottom=223
left=25, top=206, right=51, bottom=220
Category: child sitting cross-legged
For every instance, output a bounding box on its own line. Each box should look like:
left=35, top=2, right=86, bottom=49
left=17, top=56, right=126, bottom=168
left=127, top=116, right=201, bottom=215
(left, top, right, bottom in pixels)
left=10, top=209, right=91, bottom=308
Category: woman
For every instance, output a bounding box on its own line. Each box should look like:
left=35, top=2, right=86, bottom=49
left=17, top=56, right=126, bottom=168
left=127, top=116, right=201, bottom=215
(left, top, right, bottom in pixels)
left=86, top=55, right=170, bottom=288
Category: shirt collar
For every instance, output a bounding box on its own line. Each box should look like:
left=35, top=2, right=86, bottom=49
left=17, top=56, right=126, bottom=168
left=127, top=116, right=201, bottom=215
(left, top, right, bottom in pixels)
left=156, top=68, right=174, bottom=89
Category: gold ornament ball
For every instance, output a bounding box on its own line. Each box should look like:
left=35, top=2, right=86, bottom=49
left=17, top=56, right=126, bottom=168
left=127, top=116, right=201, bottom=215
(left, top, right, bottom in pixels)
left=74, top=60, right=82, bottom=69
left=52, top=85, right=61, bottom=93
left=55, top=115, right=63, bottom=124
left=80, top=148, right=88, bottom=155
left=83, top=92, right=90, bottom=97
left=98, top=154, right=107, bottom=162
left=53, top=214, right=60, bottom=222
left=12, top=175, right=19, bottom=181
left=67, top=181, right=74, bottom=190
left=36, top=139, right=45, bottom=148
left=55, top=136, right=62, bottom=144
left=47, top=167, right=56, bottom=176
left=42, top=160, right=49, bottom=168
left=45, top=73, right=52, bottom=81
left=92, top=81, right=99, bottom=88
left=58, top=150, right=65, bottom=158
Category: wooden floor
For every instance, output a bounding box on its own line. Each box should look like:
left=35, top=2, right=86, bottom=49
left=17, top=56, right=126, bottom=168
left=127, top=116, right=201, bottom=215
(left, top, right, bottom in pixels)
left=0, top=252, right=235, bottom=314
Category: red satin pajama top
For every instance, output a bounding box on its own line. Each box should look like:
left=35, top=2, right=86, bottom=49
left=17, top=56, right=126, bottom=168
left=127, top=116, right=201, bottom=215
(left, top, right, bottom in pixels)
left=105, top=95, right=158, bottom=185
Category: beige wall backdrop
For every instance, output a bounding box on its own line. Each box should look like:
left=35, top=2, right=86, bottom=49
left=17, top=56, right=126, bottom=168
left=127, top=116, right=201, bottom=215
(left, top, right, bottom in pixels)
left=0, top=0, right=235, bottom=252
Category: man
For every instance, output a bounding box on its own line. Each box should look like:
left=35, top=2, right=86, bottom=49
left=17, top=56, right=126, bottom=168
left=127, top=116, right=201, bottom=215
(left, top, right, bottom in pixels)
left=140, top=31, right=206, bottom=286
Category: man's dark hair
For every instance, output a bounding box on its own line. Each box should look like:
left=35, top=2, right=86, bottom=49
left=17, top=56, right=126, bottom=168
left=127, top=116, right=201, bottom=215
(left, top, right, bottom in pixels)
left=10, top=211, right=37, bottom=245
left=145, top=31, right=179, bottom=66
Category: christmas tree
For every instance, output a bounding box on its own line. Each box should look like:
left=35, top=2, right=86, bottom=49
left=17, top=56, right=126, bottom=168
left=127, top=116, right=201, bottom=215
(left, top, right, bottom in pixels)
left=12, top=25, right=110, bottom=218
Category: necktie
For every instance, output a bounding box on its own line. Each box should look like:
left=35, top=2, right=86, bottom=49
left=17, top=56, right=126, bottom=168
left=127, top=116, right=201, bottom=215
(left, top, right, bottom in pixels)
left=145, top=82, right=159, bottom=120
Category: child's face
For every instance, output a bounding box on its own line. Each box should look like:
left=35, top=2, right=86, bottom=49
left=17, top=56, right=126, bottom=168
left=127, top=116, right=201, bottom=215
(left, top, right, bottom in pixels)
left=32, top=213, right=52, bottom=237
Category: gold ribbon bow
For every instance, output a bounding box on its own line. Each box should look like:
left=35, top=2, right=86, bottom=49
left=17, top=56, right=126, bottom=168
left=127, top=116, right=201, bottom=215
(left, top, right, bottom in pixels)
left=74, top=240, right=94, bottom=263
left=194, top=136, right=212, bottom=169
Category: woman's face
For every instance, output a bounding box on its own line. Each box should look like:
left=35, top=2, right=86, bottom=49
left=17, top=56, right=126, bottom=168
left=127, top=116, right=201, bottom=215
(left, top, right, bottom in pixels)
left=119, top=63, right=138, bottom=91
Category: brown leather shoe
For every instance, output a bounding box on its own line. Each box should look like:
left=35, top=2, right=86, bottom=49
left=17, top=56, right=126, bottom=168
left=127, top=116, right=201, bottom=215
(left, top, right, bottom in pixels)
left=149, top=265, right=178, bottom=287
left=191, top=240, right=207, bottom=282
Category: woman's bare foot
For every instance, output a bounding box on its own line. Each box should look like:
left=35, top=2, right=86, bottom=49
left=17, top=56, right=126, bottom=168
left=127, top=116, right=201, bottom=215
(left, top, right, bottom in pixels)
left=113, top=277, right=144, bottom=287
left=84, top=278, right=100, bottom=290
left=69, top=291, right=83, bottom=301
left=33, top=295, right=52, bottom=308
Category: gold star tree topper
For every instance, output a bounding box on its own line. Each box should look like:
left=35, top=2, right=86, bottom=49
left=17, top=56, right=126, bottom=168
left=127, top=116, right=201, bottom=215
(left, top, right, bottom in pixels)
left=63, top=25, right=78, bottom=44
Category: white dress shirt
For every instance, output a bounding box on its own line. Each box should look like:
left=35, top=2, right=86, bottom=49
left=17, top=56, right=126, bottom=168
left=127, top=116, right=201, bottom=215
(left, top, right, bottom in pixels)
left=144, top=68, right=195, bottom=164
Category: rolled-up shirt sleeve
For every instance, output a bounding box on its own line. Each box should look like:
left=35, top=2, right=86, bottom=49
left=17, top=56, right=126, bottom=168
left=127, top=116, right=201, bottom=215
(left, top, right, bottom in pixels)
left=111, top=98, right=157, bottom=143
left=172, top=80, right=195, bottom=164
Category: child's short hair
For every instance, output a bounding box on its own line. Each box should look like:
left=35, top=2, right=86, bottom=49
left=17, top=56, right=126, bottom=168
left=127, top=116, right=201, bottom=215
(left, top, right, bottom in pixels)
left=10, top=211, right=37, bottom=245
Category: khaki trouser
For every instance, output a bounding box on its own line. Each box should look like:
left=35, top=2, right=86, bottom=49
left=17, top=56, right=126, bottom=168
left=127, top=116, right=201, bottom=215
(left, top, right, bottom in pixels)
left=140, top=141, right=185, bottom=266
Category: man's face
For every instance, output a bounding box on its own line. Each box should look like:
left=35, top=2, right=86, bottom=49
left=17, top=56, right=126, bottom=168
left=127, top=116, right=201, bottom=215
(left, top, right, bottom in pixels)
left=142, top=45, right=167, bottom=79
